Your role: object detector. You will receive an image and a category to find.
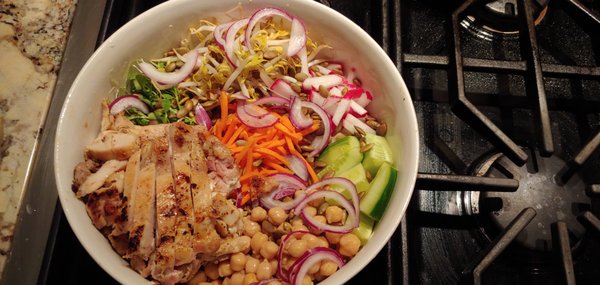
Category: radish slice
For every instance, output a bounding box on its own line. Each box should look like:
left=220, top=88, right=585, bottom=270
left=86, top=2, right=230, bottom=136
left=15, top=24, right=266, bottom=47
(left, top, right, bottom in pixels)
left=245, top=7, right=293, bottom=53
left=298, top=46, right=309, bottom=75
left=308, top=90, right=326, bottom=106
left=213, top=21, right=234, bottom=48
left=301, top=101, right=331, bottom=157
left=343, top=113, right=376, bottom=135
left=194, top=103, right=212, bottom=129
left=322, top=96, right=341, bottom=115
left=109, top=95, right=149, bottom=115
left=354, top=91, right=373, bottom=108
left=224, top=18, right=249, bottom=66
left=287, top=17, right=306, bottom=56
left=289, top=96, right=313, bottom=129
left=285, top=154, right=309, bottom=181
left=289, top=247, right=345, bottom=285
left=332, top=98, right=351, bottom=126
left=270, top=79, right=297, bottom=99
left=138, top=49, right=198, bottom=85
left=329, top=86, right=343, bottom=97
left=349, top=100, right=368, bottom=117
left=236, top=103, right=278, bottom=128
left=301, top=74, right=343, bottom=90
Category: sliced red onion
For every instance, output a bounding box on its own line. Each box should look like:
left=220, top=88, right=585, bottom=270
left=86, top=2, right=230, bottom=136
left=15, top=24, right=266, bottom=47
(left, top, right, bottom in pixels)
left=289, top=96, right=313, bottom=130
left=276, top=230, right=310, bottom=281
left=249, top=278, right=280, bottom=285
left=253, top=96, right=289, bottom=107
left=305, top=177, right=359, bottom=213
left=194, top=103, right=212, bottom=129
left=138, top=49, right=198, bottom=85
left=289, top=247, right=345, bottom=285
left=235, top=189, right=244, bottom=208
left=224, top=18, right=249, bottom=66
left=287, top=17, right=306, bottom=57
left=270, top=79, right=297, bottom=99
left=244, top=103, right=271, bottom=118
left=296, top=190, right=358, bottom=233
left=236, top=103, right=278, bottom=128
left=301, top=74, right=344, bottom=90
left=331, top=98, right=351, bottom=126
left=285, top=154, right=309, bottom=181
left=343, top=113, right=376, bottom=135
left=301, top=101, right=331, bottom=157
left=109, top=95, right=150, bottom=115
left=245, top=7, right=293, bottom=53
left=349, top=100, right=368, bottom=117
left=214, top=21, right=234, bottom=48
left=259, top=175, right=306, bottom=210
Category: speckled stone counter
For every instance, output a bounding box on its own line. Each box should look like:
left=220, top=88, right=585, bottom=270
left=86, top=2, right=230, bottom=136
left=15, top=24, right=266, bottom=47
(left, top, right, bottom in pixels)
left=0, top=0, right=77, bottom=276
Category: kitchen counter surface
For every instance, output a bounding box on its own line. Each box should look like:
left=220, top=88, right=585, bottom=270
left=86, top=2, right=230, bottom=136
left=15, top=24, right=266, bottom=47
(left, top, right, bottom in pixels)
left=0, top=0, right=77, bottom=277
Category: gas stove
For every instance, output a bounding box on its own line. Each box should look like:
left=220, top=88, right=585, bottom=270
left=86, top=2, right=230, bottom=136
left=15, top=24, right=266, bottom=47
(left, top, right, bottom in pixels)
left=6, top=0, right=600, bottom=284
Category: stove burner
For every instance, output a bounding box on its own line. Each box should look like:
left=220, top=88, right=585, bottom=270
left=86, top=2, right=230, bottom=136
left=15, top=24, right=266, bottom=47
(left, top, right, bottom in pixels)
left=473, top=150, right=591, bottom=251
left=460, top=0, right=548, bottom=40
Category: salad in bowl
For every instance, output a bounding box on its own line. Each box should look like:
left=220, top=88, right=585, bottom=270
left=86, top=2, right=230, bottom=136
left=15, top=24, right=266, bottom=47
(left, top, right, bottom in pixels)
left=55, top=0, right=418, bottom=284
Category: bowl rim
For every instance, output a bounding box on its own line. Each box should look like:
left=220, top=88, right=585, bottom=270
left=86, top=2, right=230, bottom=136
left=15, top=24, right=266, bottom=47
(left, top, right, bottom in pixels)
left=54, top=0, right=419, bottom=284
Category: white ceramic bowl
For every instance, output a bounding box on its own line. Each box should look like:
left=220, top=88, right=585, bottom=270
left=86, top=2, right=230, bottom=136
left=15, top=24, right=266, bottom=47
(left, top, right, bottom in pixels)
left=55, top=0, right=419, bottom=284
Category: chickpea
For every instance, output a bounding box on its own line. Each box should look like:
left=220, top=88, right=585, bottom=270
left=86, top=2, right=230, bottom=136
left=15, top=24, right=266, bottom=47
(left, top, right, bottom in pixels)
left=205, top=262, right=220, bottom=280
left=309, top=215, right=327, bottom=234
left=317, top=236, right=329, bottom=248
left=301, top=275, right=314, bottom=285
left=325, top=206, right=344, bottom=224
left=251, top=207, right=268, bottom=222
left=218, top=262, right=233, bottom=277
left=268, top=207, right=287, bottom=226
left=244, top=219, right=261, bottom=237
left=243, top=273, right=258, bottom=285
left=270, top=260, right=278, bottom=276
left=292, top=224, right=309, bottom=232
left=287, top=239, right=308, bottom=258
left=222, top=278, right=231, bottom=285
left=301, top=234, right=320, bottom=249
left=245, top=256, right=259, bottom=273
left=198, top=282, right=213, bottom=285
left=256, top=259, right=273, bottom=280
left=339, top=233, right=361, bottom=257
left=230, top=252, right=247, bottom=272
left=319, top=259, right=338, bottom=276
left=291, top=217, right=304, bottom=227
left=294, top=190, right=306, bottom=199
left=325, top=232, right=342, bottom=244
left=230, top=272, right=245, bottom=285
left=188, top=271, right=208, bottom=285
left=308, top=263, right=320, bottom=274
left=261, top=220, right=276, bottom=234
left=308, top=197, right=325, bottom=208
left=304, top=206, right=317, bottom=217
left=260, top=241, right=279, bottom=260
left=251, top=232, right=268, bottom=253
left=268, top=281, right=282, bottom=285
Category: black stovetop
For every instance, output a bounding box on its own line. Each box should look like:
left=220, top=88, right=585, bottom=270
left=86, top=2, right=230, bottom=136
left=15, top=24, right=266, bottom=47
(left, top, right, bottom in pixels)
left=40, top=0, right=600, bottom=284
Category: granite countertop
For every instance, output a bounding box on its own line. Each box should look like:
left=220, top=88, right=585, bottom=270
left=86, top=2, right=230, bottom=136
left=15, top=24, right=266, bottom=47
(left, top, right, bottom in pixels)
left=0, top=0, right=77, bottom=277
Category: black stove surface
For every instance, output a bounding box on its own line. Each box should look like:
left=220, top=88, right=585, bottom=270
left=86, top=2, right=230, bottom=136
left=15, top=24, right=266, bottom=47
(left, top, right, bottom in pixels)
left=41, top=0, right=600, bottom=284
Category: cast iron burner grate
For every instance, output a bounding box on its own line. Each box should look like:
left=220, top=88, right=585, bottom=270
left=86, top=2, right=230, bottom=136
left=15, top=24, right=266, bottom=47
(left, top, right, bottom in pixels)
left=409, top=0, right=600, bottom=284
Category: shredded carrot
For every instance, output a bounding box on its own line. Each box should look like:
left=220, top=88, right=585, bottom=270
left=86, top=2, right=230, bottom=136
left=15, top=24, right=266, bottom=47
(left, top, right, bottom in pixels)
left=213, top=106, right=321, bottom=206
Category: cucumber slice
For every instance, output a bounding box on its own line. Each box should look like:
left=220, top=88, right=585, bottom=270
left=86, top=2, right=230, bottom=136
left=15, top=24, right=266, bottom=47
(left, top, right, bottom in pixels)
left=353, top=213, right=375, bottom=245
left=317, top=136, right=363, bottom=178
left=335, top=163, right=370, bottom=195
left=360, top=162, right=397, bottom=221
left=361, top=133, right=394, bottom=177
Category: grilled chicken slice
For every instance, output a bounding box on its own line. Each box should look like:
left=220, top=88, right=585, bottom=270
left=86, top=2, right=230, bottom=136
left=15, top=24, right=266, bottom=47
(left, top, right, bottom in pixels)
left=168, top=123, right=196, bottom=266
left=127, top=142, right=156, bottom=268
left=77, top=160, right=127, bottom=197
left=86, top=131, right=138, bottom=161
left=189, top=126, right=221, bottom=254
left=151, top=136, right=178, bottom=283
left=84, top=170, right=124, bottom=229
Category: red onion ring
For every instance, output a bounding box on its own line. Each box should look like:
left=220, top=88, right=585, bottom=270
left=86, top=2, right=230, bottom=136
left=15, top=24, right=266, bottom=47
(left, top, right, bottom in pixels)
left=300, top=101, right=331, bottom=157
left=276, top=230, right=310, bottom=281
left=109, top=95, right=149, bottom=115
left=285, top=154, right=309, bottom=181
left=194, top=102, right=212, bottom=129
left=245, top=7, right=293, bottom=54
left=236, top=102, right=278, bottom=128
left=295, top=190, right=359, bottom=233
left=306, top=177, right=360, bottom=213
left=224, top=18, right=249, bottom=67
left=253, top=96, right=289, bottom=107
left=213, top=21, right=234, bottom=48
left=288, top=247, right=345, bottom=285
left=259, top=173, right=307, bottom=210
left=287, top=17, right=307, bottom=57
left=289, top=96, right=313, bottom=130
left=138, top=49, right=198, bottom=85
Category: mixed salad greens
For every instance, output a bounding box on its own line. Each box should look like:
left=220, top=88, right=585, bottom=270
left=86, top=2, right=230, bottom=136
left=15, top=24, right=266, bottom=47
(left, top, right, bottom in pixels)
left=108, top=6, right=398, bottom=284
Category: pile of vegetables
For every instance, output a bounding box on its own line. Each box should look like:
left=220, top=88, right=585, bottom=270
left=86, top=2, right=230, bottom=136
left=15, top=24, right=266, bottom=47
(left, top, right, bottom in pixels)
left=108, top=6, right=398, bottom=284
